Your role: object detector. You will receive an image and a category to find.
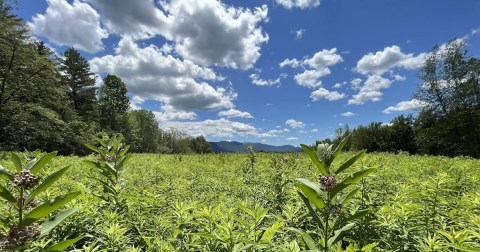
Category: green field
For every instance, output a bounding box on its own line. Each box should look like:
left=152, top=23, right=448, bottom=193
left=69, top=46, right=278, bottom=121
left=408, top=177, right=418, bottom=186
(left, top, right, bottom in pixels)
left=1, top=151, right=480, bottom=251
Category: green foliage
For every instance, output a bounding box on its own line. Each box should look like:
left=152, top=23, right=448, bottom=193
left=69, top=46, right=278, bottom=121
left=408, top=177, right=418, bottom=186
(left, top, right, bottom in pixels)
left=98, top=74, right=130, bottom=132
left=0, top=151, right=82, bottom=251
left=295, top=135, right=376, bottom=251
left=84, top=133, right=131, bottom=211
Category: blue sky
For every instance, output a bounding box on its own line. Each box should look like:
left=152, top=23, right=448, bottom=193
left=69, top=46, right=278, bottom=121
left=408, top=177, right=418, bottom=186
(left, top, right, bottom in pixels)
left=16, top=0, right=480, bottom=146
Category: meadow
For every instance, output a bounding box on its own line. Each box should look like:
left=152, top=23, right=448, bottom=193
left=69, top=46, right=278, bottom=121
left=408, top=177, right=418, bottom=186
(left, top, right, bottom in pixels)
left=1, top=148, right=480, bottom=251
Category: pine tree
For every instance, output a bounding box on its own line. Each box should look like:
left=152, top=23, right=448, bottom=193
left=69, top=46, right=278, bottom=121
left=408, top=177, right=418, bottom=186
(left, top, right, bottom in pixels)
left=98, top=74, right=130, bottom=131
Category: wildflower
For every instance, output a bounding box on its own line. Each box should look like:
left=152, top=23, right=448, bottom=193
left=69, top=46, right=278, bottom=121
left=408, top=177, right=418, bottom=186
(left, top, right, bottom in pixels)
left=0, top=224, right=40, bottom=250
left=319, top=174, right=337, bottom=191
left=13, top=170, right=38, bottom=189
left=327, top=203, right=343, bottom=216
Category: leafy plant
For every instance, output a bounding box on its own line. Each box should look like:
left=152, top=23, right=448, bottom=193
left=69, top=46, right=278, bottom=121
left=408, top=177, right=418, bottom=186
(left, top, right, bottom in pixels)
left=0, top=152, right=83, bottom=251
left=84, top=132, right=131, bottom=211
left=294, top=135, right=375, bottom=251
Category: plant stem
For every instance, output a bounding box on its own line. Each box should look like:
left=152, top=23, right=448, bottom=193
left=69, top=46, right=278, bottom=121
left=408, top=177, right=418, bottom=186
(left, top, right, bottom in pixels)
left=18, top=187, right=23, bottom=229
left=324, top=192, right=330, bottom=252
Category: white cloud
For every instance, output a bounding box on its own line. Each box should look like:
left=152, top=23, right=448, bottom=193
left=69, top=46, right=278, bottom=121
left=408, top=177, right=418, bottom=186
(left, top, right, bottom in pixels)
left=163, top=118, right=263, bottom=138
left=249, top=73, right=287, bottom=86
left=163, top=1, right=269, bottom=69
left=90, top=37, right=235, bottom=111
left=341, top=112, right=355, bottom=117
left=383, top=99, right=428, bottom=114
left=356, top=45, right=425, bottom=75
left=311, top=128, right=319, bottom=132
left=350, top=78, right=362, bottom=90
left=279, top=58, right=302, bottom=68
left=286, top=137, right=299, bottom=140
left=294, top=69, right=330, bottom=88
left=275, top=0, right=320, bottom=9
left=285, top=119, right=305, bottom=129
left=85, top=0, right=269, bottom=69
left=282, top=48, right=342, bottom=88
left=130, top=96, right=145, bottom=110
left=28, top=0, right=108, bottom=53
left=348, top=75, right=393, bottom=105
left=154, top=105, right=197, bottom=121
left=218, top=109, right=253, bottom=118
left=332, top=82, right=345, bottom=89
left=295, top=29, right=305, bottom=39
left=310, top=88, right=346, bottom=101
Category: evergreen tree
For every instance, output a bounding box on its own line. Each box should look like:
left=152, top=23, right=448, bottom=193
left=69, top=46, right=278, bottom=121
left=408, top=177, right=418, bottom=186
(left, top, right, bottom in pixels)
left=98, top=74, right=130, bottom=131
left=59, top=47, right=99, bottom=124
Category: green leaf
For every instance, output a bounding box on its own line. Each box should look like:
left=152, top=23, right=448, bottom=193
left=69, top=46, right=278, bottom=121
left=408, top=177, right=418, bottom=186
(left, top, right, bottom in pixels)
left=40, top=207, right=80, bottom=237
left=119, top=145, right=130, bottom=157
left=337, top=210, right=370, bottom=228
left=84, top=143, right=101, bottom=154
left=296, top=178, right=325, bottom=209
left=300, top=144, right=327, bottom=175
left=0, top=165, right=13, bottom=181
left=289, top=228, right=319, bottom=251
left=335, top=150, right=366, bottom=175
left=333, top=135, right=350, bottom=158
left=45, top=236, right=86, bottom=252
left=11, top=153, right=23, bottom=172
left=117, top=154, right=131, bottom=171
left=25, top=166, right=70, bottom=205
left=29, top=151, right=57, bottom=174
left=298, top=192, right=324, bottom=230
left=327, top=223, right=355, bottom=248
left=22, top=191, right=81, bottom=226
left=330, top=168, right=375, bottom=198
left=0, top=185, right=16, bottom=203
left=340, top=188, right=360, bottom=206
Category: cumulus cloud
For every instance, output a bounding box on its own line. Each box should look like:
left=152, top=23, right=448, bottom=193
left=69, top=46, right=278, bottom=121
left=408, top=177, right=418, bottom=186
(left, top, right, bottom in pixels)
left=282, top=48, right=342, bottom=88
left=249, top=73, right=287, bottom=86
left=90, top=37, right=235, bottom=111
left=28, top=0, right=108, bottom=53
left=162, top=0, right=269, bottom=69
left=310, top=88, right=346, bottom=101
left=383, top=99, right=428, bottom=114
left=154, top=105, right=197, bottom=121
left=350, top=78, right=362, bottom=90
left=275, top=0, right=320, bottom=9
left=285, top=119, right=305, bottom=129
left=356, top=45, right=426, bottom=75
left=286, top=137, right=299, bottom=140
left=311, top=128, right=319, bottom=132
left=341, top=112, right=355, bottom=117
left=218, top=109, right=253, bottom=118
left=348, top=75, right=393, bottom=105
left=163, top=118, right=264, bottom=138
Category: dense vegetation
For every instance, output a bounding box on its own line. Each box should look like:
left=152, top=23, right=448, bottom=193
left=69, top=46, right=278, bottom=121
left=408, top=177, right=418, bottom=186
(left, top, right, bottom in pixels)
left=1, top=145, right=479, bottom=251
left=0, top=0, right=211, bottom=155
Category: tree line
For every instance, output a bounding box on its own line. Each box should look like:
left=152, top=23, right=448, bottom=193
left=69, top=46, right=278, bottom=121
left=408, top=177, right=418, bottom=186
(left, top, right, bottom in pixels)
left=320, top=39, right=480, bottom=158
left=0, top=1, right=211, bottom=155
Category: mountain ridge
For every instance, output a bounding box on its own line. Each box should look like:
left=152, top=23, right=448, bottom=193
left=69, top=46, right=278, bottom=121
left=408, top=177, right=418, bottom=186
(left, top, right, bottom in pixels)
left=209, top=141, right=301, bottom=153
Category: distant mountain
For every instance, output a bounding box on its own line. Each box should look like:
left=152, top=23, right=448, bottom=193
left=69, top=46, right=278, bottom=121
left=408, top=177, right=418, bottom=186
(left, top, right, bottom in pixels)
left=209, top=141, right=301, bottom=153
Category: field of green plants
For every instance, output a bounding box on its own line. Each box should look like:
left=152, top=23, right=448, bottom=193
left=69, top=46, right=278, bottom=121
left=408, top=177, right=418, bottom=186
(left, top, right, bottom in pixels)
left=1, top=142, right=480, bottom=251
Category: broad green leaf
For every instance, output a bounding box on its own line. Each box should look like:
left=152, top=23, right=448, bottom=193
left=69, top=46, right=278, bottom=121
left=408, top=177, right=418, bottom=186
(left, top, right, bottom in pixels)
left=117, top=154, right=131, bottom=171
left=335, top=150, right=366, bottom=175
left=84, top=143, right=101, bottom=154
left=327, top=223, right=355, bottom=248
left=119, top=145, right=130, bottom=157
left=11, top=153, right=23, bottom=172
left=29, top=151, right=57, bottom=174
left=40, top=207, right=80, bottom=237
left=0, top=165, right=13, bottom=181
left=22, top=191, right=81, bottom=226
left=300, top=144, right=327, bottom=175
left=330, top=168, right=375, bottom=198
left=289, top=228, right=319, bottom=251
left=298, top=192, right=324, bottom=230
left=340, top=188, right=360, bottom=205
left=296, top=178, right=325, bottom=209
left=333, top=135, right=350, bottom=158
left=25, top=166, right=70, bottom=205
left=0, top=185, right=16, bottom=203
left=45, top=236, right=85, bottom=252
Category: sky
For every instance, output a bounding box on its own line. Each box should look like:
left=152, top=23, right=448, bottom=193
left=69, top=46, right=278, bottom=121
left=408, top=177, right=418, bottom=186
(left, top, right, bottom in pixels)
left=15, top=0, right=480, bottom=146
